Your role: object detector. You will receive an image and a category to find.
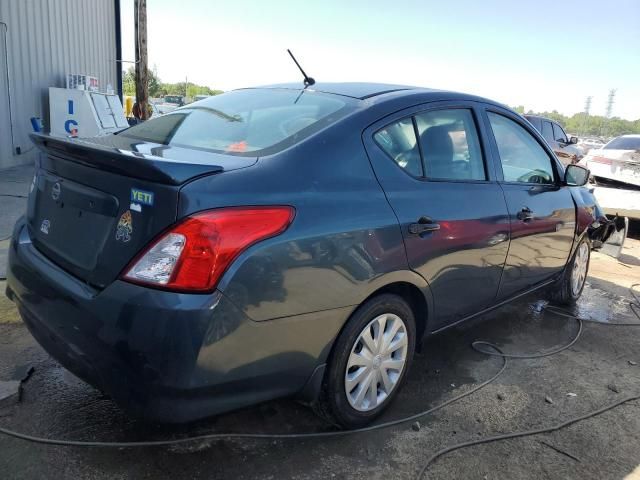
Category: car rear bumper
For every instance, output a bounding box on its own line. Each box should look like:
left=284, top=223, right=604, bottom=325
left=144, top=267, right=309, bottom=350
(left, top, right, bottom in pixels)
left=6, top=218, right=348, bottom=423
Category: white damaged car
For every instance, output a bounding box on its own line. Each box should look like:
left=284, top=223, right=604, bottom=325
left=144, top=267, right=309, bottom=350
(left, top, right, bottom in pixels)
left=581, top=135, right=640, bottom=187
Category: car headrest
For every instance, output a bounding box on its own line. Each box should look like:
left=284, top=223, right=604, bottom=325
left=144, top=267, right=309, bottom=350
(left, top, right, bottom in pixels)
left=421, top=126, right=454, bottom=164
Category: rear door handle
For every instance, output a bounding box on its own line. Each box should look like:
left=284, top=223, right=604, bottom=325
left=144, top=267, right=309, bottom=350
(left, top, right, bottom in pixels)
left=517, top=207, right=534, bottom=221
left=408, top=216, right=440, bottom=235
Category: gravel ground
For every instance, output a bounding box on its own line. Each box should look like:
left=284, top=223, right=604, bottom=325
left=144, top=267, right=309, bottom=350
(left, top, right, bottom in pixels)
left=1, top=220, right=640, bottom=479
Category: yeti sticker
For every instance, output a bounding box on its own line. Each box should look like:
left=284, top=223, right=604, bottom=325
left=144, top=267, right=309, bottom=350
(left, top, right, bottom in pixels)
left=115, top=211, right=133, bottom=243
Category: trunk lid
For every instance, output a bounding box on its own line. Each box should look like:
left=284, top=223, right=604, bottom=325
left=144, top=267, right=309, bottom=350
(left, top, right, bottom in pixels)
left=27, top=133, right=256, bottom=288
left=583, top=149, right=640, bottom=187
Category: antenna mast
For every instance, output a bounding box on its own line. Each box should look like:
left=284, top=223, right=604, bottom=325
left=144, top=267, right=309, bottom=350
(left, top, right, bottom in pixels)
left=287, top=49, right=315, bottom=87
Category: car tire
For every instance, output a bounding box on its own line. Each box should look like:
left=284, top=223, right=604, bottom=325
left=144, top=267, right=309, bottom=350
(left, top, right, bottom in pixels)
left=550, top=237, right=590, bottom=305
left=317, top=294, right=416, bottom=428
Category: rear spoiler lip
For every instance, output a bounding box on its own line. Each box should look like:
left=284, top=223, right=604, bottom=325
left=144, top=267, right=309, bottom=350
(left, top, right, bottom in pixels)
left=30, top=133, right=226, bottom=186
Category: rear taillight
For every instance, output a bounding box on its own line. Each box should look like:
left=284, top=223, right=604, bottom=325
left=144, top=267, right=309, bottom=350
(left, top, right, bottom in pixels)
left=122, top=206, right=295, bottom=292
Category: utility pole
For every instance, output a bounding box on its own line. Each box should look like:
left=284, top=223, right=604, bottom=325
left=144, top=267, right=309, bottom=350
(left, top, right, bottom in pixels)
left=582, top=96, right=592, bottom=136
left=605, top=89, right=616, bottom=118
left=134, top=0, right=149, bottom=120
left=602, top=89, right=616, bottom=137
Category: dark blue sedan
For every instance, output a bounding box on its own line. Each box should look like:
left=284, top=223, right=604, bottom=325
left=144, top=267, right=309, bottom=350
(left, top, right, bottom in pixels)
left=7, top=83, right=607, bottom=427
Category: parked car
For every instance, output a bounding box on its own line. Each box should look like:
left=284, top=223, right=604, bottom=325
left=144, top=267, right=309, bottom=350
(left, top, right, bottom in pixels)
left=524, top=115, right=582, bottom=165
left=8, top=83, right=616, bottom=428
left=155, top=95, right=185, bottom=114
left=580, top=135, right=640, bottom=188
left=576, top=137, right=606, bottom=156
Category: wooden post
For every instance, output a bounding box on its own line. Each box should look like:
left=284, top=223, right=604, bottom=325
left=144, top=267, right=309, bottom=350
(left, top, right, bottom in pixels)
left=134, top=0, right=149, bottom=120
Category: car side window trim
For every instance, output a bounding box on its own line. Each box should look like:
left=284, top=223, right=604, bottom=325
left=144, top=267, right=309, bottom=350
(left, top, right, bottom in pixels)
left=369, top=104, right=493, bottom=184
left=481, top=107, right=563, bottom=186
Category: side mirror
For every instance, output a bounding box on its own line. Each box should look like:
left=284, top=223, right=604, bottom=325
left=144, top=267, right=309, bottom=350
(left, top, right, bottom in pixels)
left=565, top=164, right=589, bottom=186
left=569, top=136, right=579, bottom=144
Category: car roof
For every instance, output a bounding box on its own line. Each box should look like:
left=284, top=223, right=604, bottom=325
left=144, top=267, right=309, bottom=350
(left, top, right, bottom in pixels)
left=524, top=114, right=557, bottom=123
left=251, top=82, right=433, bottom=100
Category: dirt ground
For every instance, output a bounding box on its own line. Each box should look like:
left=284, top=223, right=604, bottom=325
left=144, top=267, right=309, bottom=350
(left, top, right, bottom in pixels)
left=1, top=236, right=640, bottom=479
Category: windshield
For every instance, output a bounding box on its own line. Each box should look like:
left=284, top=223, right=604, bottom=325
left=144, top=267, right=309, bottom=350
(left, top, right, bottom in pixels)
left=122, top=89, right=354, bottom=156
left=604, top=136, right=640, bottom=150
left=164, top=96, right=183, bottom=104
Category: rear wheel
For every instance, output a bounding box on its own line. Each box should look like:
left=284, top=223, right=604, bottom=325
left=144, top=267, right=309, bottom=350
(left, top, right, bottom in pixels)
left=550, top=237, right=590, bottom=305
left=318, top=294, right=416, bottom=428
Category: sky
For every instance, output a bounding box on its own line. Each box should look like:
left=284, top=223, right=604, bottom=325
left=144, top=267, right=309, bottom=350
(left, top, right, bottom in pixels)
left=120, top=0, right=640, bottom=120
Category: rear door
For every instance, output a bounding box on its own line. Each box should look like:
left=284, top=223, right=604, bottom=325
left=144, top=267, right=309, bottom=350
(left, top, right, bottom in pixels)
left=364, top=102, right=510, bottom=329
left=482, top=108, right=575, bottom=299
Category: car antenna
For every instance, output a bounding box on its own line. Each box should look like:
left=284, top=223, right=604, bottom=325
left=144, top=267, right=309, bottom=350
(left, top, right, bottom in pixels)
left=287, top=49, right=315, bottom=87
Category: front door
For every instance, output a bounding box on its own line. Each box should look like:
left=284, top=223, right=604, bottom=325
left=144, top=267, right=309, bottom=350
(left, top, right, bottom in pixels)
left=364, top=103, right=510, bottom=329
left=482, top=109, right=576, bottom=299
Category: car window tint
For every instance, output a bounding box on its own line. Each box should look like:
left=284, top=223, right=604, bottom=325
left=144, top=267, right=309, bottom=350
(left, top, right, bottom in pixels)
left=542, top=121, right=554, bottom=143
left=553, top=123, right=568, bottom=143
left=604, top=136, right=640, bottom=150
left=374, top=118, right=423, bottom=177
left=487, top=112, right=555, bottom=184
left=415, top=109, right=486, bottom=181
left=122, top=89, right=353, bottom=156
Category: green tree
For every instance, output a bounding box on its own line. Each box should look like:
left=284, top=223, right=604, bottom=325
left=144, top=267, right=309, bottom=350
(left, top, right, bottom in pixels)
left=122, top=66, right=163, bottom=98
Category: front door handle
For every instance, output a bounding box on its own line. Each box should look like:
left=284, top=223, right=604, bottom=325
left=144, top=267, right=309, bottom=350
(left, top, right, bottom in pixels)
left=408, top=216, right=440, bottom=235
left=517, top=207, right=534, bottom=221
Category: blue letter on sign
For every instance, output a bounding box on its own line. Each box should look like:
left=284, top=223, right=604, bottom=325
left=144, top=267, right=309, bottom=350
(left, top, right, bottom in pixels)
left=64, top=119, right=78, bottom=133
left=68, top=100, right=74, bottom=115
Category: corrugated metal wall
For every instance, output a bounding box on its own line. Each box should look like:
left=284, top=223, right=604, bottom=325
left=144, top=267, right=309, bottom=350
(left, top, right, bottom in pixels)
left=0, top=0, right=117, bottom=169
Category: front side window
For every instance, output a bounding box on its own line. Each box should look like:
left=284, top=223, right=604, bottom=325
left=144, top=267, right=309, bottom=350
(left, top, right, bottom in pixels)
left=415, top=109, right=486, bottom=181
left=487, top=112, right=555, bottom=184
left=374, top=118, right=423, bottom=177
left=541, top=121, right=554, bottom=143
left=122, top=89, right=353, bottom=156
left=553, top=123, right=568, bottom=143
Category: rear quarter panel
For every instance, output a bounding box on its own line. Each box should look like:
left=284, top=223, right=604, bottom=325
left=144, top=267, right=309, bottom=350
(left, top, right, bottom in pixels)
left=177, top=112, right=428, bottom=322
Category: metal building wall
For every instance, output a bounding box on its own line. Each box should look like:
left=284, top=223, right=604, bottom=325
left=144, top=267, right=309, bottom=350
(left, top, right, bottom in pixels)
left=0, top=0, right=117, bottom=169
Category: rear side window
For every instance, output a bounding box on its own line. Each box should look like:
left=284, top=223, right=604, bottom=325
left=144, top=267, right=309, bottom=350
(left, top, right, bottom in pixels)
left=121, top=89, right=353, bottom=156
left=415, top=109, right=485, bottom=180
left=488, top=112, right=555, bottom=184
left=374, top=108, right=486, bottom=181
left=374, top=118, right=423, bottom=177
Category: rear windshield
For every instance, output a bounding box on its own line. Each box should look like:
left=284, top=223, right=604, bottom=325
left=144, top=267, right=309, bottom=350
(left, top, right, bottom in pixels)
left=122, top=89, right=354, bottom=156
left=604, top=137, right=640, bottom=150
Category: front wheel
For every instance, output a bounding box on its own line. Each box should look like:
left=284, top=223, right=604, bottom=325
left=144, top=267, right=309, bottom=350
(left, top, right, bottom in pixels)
left=550, top=237, right=590, bottom=305
left=318, top=294, right=416, bottom=428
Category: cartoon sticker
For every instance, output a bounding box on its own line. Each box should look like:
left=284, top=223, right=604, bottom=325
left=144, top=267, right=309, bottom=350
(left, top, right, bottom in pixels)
left=40, top=219, right=50, bottom=235
left=115, top=210, right=133, bottom=243
left=130, top=188, right=154, bottom=207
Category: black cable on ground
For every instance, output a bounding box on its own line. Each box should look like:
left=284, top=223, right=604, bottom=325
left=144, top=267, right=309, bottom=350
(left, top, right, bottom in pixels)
left=0, top=346, right=507, bottom=447
left=415, top=283, right=640, bottom=479
left=416, top=395, right=640, bottom=480
left=0, top=284, right=638, bottom=475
